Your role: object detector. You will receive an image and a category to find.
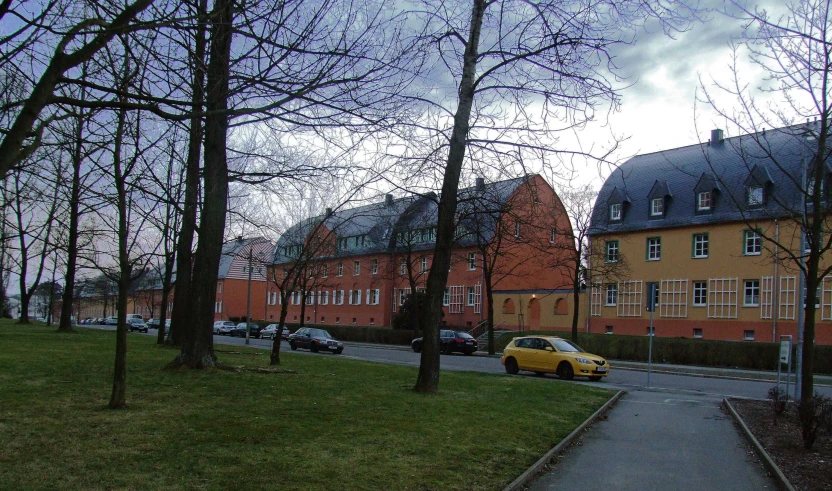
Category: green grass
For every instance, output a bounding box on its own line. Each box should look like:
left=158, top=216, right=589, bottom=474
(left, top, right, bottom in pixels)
left=0, top=322, right=613, bottom=490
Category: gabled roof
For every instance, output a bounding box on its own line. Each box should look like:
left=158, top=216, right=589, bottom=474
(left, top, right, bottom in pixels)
left=272, top=175, right=533, bottom=264
left=218, top=237, right=272, bottom=279
left=590, top=124, right=825, bottom=235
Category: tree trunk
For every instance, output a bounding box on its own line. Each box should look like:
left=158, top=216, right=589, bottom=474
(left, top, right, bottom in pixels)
left=571, top=260, right=581, bottom=343
left=484, top=268, right=495, bottom=355
left=175, top=0, right=233, bottom=368
left=414, top=0, right=486, bottom=393
left=168, top=0, right=207, bottom=348
left=271, top=295, right=290, bottom=365
left=59, top=107, right=86, bottom=333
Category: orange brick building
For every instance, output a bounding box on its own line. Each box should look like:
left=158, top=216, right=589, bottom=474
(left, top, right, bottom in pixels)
left=265, top=175, right=577, bottom=329
left=214, top=237, right=274, bottom=322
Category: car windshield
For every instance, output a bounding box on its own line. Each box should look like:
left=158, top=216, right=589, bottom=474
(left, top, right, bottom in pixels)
left=458, top=333, right=474, bottom=340
left=551, top=339, right=582, bottom=352
left=309, top=329, right=332, bottom=339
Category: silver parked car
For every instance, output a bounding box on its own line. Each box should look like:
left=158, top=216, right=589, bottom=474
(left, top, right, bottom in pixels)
left=213, top=321, right=236, bottom=335
left=260, top=324, right=290, bottom=340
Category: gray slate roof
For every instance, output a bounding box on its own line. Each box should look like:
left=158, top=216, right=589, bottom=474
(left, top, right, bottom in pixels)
left=272, top=175, right=531, bottom=264
left=590, top=124, right=825, bottom=235
left=218, top=237, right=270, bottom=279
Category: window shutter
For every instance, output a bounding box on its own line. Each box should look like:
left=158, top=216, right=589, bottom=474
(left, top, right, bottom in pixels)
left=366, top=289, right=370, bottom=304
left=348, top=290, right=353, bottom=305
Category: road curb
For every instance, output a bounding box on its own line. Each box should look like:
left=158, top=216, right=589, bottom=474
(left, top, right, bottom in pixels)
left=502, top=389, right=625, bottom=491
left=723, top=398, right=795, bottom=491
left=615, top=365, right=832, bottom=388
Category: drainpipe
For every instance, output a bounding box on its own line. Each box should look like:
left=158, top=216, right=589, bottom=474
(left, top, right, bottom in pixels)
left=773, top=220, right=779, bottom=343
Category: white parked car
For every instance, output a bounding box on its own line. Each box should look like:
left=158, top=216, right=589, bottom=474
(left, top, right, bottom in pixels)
left=260, top=324, right=290, bottom=340
left=213, top=321, right=236, bottom=335
left=104, top=316, right=118, bottom=325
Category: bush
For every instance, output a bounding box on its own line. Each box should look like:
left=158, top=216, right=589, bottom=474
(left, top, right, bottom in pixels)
left=768, top=386, right=790, bottom=425
left=798, top=392, right=832, bottom=450
left=492, top=330, right=832, bottom=374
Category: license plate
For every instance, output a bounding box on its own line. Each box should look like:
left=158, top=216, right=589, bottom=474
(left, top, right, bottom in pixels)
left=596, top=367, right=607, bottom=373
left=466, top=341, right=472, bottom=344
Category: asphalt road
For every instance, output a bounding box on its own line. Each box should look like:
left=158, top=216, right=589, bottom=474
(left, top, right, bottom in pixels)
left=84, top=324, right=831, bottom=401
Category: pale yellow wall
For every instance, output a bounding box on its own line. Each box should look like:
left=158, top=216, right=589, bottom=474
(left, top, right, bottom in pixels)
left=492, top=291, right=586, bottom=332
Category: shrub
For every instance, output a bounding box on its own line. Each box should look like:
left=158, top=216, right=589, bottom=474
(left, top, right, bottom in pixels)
left=767, top=386, right=790, bottom=425
left=798, top=392, right=831, bottom=450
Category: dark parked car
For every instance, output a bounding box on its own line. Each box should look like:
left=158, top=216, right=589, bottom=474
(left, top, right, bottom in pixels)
left=231, top=322, right=261, bottom=338
left=146, top=319, right=160, bottom=328
left=412, top=330, right=477, bottom=355
left=127, top=318, right=149, bottom=333
left=288, top=327, right=343, bottom=354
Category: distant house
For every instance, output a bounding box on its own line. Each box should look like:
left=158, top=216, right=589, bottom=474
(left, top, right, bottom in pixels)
left=588, top=126, right=832, bottom=343
left=214, top=237, right=274, bottom=321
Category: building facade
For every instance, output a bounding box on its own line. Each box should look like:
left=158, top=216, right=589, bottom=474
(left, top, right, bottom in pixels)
left=266, top=175, right=577, bottom=330
left=214, top=237, right=274, bottom=322
left=587, top=126, right=832, bottom=344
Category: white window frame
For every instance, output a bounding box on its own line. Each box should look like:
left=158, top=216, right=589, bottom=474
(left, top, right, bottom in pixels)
left=605, top=284, right=617, bottom=306
left=660, top=279, right=688, bottom=318
left=335, top=290, right=344, bottom=305
left=760, top=276, right=774, bottom=319
left=610, top=203, right=621, bottom=220
left=748, top=185, right=763, bottom=206
left=321, top=291, right=329, bottom=305
left=822, top=276, right=832, bottom=321
left=372, top=259, right=378, bottom=275
left=354, top=260, right=360, bottom=276
left=215, top=301, right=222, bottom=313
left=743, top=279, right=760, bottom=307
left=442, top=288, right=450, bottom=306
left=590, top=279, right=602, bottom=317
left=351, top=289, right=362, bottom=305
left=606, top=240, right=619, bottom=263
left=449, top=285, right=465, bottom=313
left=514, top=219, right=521, bottom=238
left=617, top=280, right=642, bottom=317
left=399, top=288, right=411, bottom=307
left=708, top=278, right=738, bottom=319
left=400, top=258, right=407, bottom=276
left=420, top=256, right=428, bottom=273
left=744, top=230, right=762, bottom=255
left=306, top=291, right=314, bottom=305
left=779, top=276, right=796, bottom=320
left=467, top=286, right=476, bottom=306
left=692, top=281, right=707, bottom=307
left=697, top=191, right=711, bottom=211
left=693, top=233, right=708, bottom=258
left=744, top=330, right=756, bottom=341
left=651, top=198, right=664, bottom=216
left=468, top=252, right=477, bottom=270
left=322, top=264, right=328, bottom=278
left=647, top=237, right=661, bottom=261
left=337, top=262, right=343, bottom=277
left=473, top=284, right=482, bottom=314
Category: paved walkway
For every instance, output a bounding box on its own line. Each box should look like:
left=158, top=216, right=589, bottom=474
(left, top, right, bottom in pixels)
left=529, top=389, right=776, bottom=491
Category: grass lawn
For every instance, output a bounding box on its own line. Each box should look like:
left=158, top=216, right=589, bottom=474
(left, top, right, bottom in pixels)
left=0, top=322, right=613, bottom=490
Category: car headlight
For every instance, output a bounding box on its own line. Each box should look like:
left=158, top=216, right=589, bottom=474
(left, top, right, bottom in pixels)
left=575, top=357, right=591, bottom=364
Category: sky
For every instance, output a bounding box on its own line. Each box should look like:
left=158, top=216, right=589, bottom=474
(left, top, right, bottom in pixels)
left=569, top=0, right=787, bottom=189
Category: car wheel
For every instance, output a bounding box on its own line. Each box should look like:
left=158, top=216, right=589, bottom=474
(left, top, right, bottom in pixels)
left=557, top=362, right=575, bottom=380
left=334, top=349, right=342, bottom=355
left=310, top=343, right=319, bottom=353
left=589, top=376, right=602, bottom=382
left=505, top=357, right=519, bottom=375
left=289, top=341, right=297, bottom=351
left=441, top=345, right=450, bottom=355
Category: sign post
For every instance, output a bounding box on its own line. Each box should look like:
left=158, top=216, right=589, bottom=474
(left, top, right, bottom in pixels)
left=646, top=283, right=659, bottom=388
left=777, top=335, right=793, bottom=400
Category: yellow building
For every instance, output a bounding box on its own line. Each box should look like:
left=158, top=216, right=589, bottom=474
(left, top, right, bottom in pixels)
left=587, top=127, right=832, bottom=344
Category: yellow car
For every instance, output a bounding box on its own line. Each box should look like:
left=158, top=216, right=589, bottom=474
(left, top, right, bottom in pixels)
left=501, top=336, right=609, bottom=381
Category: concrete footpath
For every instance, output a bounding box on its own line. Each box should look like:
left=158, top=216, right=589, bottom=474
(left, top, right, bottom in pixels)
left=529, top=390, right=776, bottom=491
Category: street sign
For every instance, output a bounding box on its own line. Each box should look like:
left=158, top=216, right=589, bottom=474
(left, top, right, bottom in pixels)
left=646, top=283, right=659, bottom=312
left=780, top=338, right=791, bottom=364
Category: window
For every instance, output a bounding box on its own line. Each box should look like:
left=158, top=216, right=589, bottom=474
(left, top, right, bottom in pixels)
left=217, top=282, right=222, bottom=293
left=660, top=279, right=688, bottom=318
left=322, top=264, right=328, bottom=278
left=708, top=278, right=738, bottom=319
left=744, top=280, right=760, bottom=306
left=697, top=191, right=711, bottom=211
left=590, top=280, right=602, bottom=317
left=337, top=262, right=343, bottom=276
left=617, top=280, right=643, bottom=317
left=693, top=328, right=703, bottom=339
left=693, top=281, right=707, bottom=306
left=748, top=185, right=763, bottom=206
left=354, top=261, right=360, bottom=276
left=335, top=290, right=344, bottom=305
left=242, top=266, right=249, bottom=273
left=761, top=276, right=775, bottom=319
left=651, top=198, right=664, bottom=216
left=372, top=259, right=378, bottom=275
left=350, top=290, right=362, bottom=305
left=214, top=301, right=222, bottom=313
left=443, top=288, right=450, bottom=306
left=514, top=219, right=521, bottom=237
left=744, top=330, right=755, bottom=341
left=420, top=256, right=428, bottom=273
left=693, top=233, right=709, bottom=258
left=467, top=252, right=477, bottom=270
left=472, top=284, right=482, bottom=313
left=646, top=237, right=661, bottom=261
left=369, top=289, right=380, bottom=305
left=400, top=258, right=407, bottom=276
left=605, top=240, right=619, bottom=263
left=320, top=291, right=329, bottom=305
left=306, top=291, right=315, bottom=305
left=610, top=203, right=621, bottom=221
left=605, top=284, right=617, bottom=306
left=605, top=326, right=614, bottom=334
left=467, top=287, right=476, bottom=306
left=743, top=230, right=762, bottom=255
left=448, top=286, right=464, bottom=313
left=550, top=229, right=556, bottom=243
left=779, top=276, right=796, bottom=320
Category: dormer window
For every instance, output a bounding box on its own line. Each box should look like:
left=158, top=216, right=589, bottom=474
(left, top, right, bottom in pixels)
left=697, top=191, right=711, bottom=211
left=748, top=185, right=763, bottom=206
left=610, top=203, right=621, bottom=221
left=651, top=198, right=664, bottom=216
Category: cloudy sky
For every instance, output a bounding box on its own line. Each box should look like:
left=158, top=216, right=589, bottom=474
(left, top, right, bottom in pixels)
left=576, top=0, right=788, bottom=186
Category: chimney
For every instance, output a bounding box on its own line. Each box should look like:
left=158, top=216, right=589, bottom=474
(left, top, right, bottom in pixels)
left=475, top=177, right=485, bottom=191
left=385, top=194, right=393, bottom=206
left=325, top=207, right=332, bottom=216
left=710, top=129, right=724, bottom=144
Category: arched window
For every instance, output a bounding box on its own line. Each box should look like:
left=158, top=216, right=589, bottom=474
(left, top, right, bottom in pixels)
left=554, top=298, right=568, bottom=315
left=502, top=298, right=516, bottom=314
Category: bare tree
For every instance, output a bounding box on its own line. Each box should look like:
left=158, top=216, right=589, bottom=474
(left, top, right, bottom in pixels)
left=699, top=0, right=832, bottom=437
